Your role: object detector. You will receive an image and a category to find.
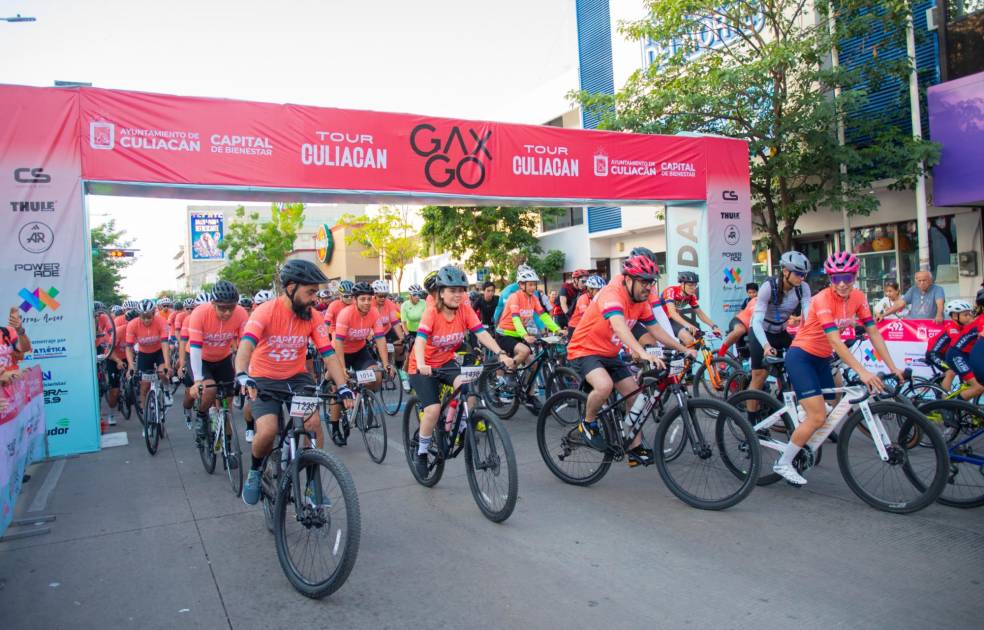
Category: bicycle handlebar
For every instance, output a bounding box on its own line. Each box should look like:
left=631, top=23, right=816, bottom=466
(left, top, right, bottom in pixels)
left=846, top=369, right=911, bottom=404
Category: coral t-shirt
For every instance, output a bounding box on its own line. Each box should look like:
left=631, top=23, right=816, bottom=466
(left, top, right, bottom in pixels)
left=567, top=280, right=657, bottom=360
left=791, top=288, right=873, bottom=358
left=95, top=312, right=115, bottom=352
left=175, top=311, right=189, bottom=341
left=496, top=290, right=544, bottom=334
left=736, top=298, right=756, bottom=329
left=126, top=315, right=169, bottom=354
left=112, top=315, right=129, bottom=358
left=409, top=304, right=485, bottom=373
left=0, top=327, right=20, bottom=373
left=568, top=292, right=593, bottom=329
left=242, top=298, right=333, bottom=379
left=334, top=304, right=387, bottom=354
left=324, top=299, right=349, bottom=335
left=374, top=298, right=401, bottom=334
left=186, top=304, right=249, bottom=362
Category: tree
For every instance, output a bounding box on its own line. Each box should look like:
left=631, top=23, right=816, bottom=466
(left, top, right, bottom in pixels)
left=525, top=249, right=566, bottom=284
left=218, top=203, right=305, bottom=296
left=576, top=0, right=939, bottom=260
left=90, top=220, right=133, bottom=304
left=419, top=206, right=565, bottom=283
left=336, top=206, right=419, bottom=292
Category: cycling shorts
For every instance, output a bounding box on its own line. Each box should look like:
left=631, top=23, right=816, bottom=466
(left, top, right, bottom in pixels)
left=496, top=333, right=527, bottom=357
left=250, top=373, right=316, bottom=420
left=569, top=354, right=632, bottom=383
left=748, top=330, right=793, bottom=371
left=944, top=347, right=972, bottom=380
left=202, top=356, right=235, bottom=385
left=136, top=349, right=165, bottom=374
left=408, top=360, right=459, bottom=408
left=106, top=359, right=123, bottom=389
left=343, top=345, right=376, bottom=372
left=785, top=347, right=835, bottom=401
left=968, top=343, right=984, bottom=384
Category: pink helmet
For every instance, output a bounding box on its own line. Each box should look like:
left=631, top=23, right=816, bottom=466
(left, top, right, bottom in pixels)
left=823, top=251, right=860, bottom=275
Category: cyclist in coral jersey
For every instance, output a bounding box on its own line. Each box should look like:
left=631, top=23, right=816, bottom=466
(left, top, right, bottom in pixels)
left=185, top=280, right=249, bottom=445
left=125, top=299, right=172, bottom=412
left=166, top=302, right=184, bottom=343
left=717, top=297, right=756, bottom=358
left=101, top=305, right=129, bottom=426
left=372, top=279, right=407, bottom=360
left=325, top=280, right=354, bottom=336
left=179, top=293, right=212, bottom=427
left=775, top=252, right=904, bottom=485
left=567, top=275, right=606, bottom=336
left=236, top=260, right=353, bottom=506
left=495, top=265, right=561, bottom=368
left=948, top=288, right=984, bottom=395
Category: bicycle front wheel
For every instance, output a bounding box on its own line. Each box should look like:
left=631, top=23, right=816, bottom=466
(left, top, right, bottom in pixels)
left=545, top=366, right=581, bottom=397
left=655, top=398, right=760, bottom=510
left=379, top=370, right=403, bottom=416
left=692, top=355, right=743, bottom=401
left=120, top=382, right=133, bottom=420
left=916, top=400, right=984, bottom=508
left=402, top=396, right=444, bottom=487
left=143, top=396, right=160, bottom=455
left=199, top=418, right=217, bottom=474
left=274, top=448, right=361, bottom=599
left=225, top=413, right=243, bottom=496
left=360, top=392, right=388, bottom=464
left=536, top=390, right=612, bottom=486
left=838, top=401, right=949, bottom=514
left=464, top=411, right=518, bottom=522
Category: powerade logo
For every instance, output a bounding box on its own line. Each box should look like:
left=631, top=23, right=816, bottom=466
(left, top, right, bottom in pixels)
left=723, top=268, right=742, bottom=285
left=19, top=286, right=60, bottom=313
left=47, top=418, right=70, bottom=437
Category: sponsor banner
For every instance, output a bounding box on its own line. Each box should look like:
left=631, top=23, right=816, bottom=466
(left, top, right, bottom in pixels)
left=851, top=319, right=945, bottom=379
left=1, top=366, right=45, bottom=536
left=190, top=211, right=224, bottom=260
left=0, top=85, right=99, bottom=458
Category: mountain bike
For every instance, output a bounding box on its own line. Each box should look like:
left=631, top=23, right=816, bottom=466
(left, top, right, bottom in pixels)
left=478, top=335, right=576, bottom=419
left=197, top=381, right=243, bottom=496
left=402, top=363, right=518, bottom=522
left=252, top=382, right=361, bottom=599
left=687, top=329, right=742, bottom=401
left=342, top=366, right=389, bottom=463
left=376, top=340, right=406, bottom=416
left=139, top=369, right=169, bottom=456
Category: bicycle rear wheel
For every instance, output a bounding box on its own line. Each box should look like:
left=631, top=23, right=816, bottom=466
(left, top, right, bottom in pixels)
left=545, top=366, right=581, bottom=397
left=224, top=413, right=243, bottom=496
left=402, top=396, right=444, bottom=486
left=692, top=355, right=742, bottom=401
left=379, top=370, right=403, bottom=416
left=120, top=380, right=133, bottom=420
left=917, top=400, right=984, bottom=508
left=654, top=398, right=759, bottom=510
left=838, top=401, right=948, bottom=514
left=464, top=411, right=518, bottom=522
left=536, top=390, right=612, bottom=486
left=478, top=367, right=521, bottom=420
left=274, top=448, right=361, bottom=599
left=725, top=390, right=794, bottom=485
left=143, top=396, right=160, bottom=455
left=199, top=416, right=217, bottom=474
left=360, top=392, right=388, bottom=464
left=262, top=448, right=280, bottom=533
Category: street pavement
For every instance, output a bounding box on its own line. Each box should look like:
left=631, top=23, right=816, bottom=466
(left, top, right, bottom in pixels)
left=1, top=393, right=982, bottom=630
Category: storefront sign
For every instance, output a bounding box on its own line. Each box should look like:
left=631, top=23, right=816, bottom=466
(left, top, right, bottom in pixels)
left=315, top=223, right=334, bottom=264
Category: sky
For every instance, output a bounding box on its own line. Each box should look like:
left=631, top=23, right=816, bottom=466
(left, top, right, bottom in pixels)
left=0, top=0, right=581, bottom=297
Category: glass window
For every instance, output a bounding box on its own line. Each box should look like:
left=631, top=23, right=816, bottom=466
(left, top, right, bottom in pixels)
left=540, top=208, right=584, bottom=232
left=851, top=225, right=899, bottom=301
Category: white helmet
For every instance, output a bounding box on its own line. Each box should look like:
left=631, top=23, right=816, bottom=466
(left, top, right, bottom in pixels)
left=516, top=265, right=539, bottom=283
left=254, top=289, right=275, bottom=305
left=371, top=279, right=390, bottom=295
left=585, top=275, right=606, bottom=290
left=944, top=299, right=973, bottom=318
left=407, top=283, right=425, bottom=297
left=194, top=291, right=212, bottom=305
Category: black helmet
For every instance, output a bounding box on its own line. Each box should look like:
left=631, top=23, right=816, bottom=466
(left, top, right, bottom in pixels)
left=93, top=300, right=106, bottom=313
left=211, top=280, right=239, bottom=304
left=423, top=271, right=439, bottom=293
left=125, top=310, right=138, bottom=321
left=238, top=296, right=253, bottom=308
left=338, top=280, right=354, bottom=296
left=678, top=271, right=699, bottom=284
left=976, top=287, right=984, bottom=307
left=629, top=246, right=658, bottom=263
left=351, top=282, right=373, bottom=297
left=279, top=259, right=328, bottom=287
left=435, top=265, right=468, bottom=288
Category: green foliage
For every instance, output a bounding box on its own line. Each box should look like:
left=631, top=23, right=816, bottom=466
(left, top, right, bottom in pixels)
left=218, top=203, right=305, bottom=296
left=90, top=220, right=133, bottom=304
left=419, top=206, right=565, bottom=282
left=337, top=206, right=419, bottom=291
left=525, top=249, right=566, bottom=283
left=575, top=0, right=939, bottom=259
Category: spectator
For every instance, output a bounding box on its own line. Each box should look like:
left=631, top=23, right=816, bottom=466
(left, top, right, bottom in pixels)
left=0, top=307, right=31, bottom=385
left=472, top=281, right=499, bottom=330
left=558, top=269, right=588, bottom=328
left=741, top=282, right=759, bottom=309
left=877, top=271, right=944, bottom=323
left=872, top=280, right=906, bottom=320
left=548, top=289, right=561, bottom=318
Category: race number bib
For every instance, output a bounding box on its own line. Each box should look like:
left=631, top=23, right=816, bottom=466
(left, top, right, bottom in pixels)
left=141, top=373, right=154, bottom=382
left=356, top=369, right=376, bottom=384
left=460, top=366, right=482, bottom=383
left=669, top=359, right=686, bottom=376
left=289, top=395, right=319, bottom=418
left=386, top=343, right=395, bottom=354
left=542, top=335, right=562, bottom=345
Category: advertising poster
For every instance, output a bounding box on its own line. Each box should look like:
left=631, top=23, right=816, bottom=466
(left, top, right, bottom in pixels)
left=190, top=211, right=224, bottom=260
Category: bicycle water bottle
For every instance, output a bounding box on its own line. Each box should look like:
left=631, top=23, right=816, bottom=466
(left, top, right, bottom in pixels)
left=623, top=393, right=650, bottom=442
left=208, top=407, right=219, bottom=434
left=444, top=399, right=458, bottom=432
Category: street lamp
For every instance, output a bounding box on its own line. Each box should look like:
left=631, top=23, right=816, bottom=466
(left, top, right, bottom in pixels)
left=1, top=14, right=36, bottom=23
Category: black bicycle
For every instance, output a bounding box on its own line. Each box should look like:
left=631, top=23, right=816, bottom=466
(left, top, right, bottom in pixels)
left=402, top=363, right=518, bottom=522
left=251, top=381, right=361, bottom=599
left=197, top=381, right=243, bottom=496
left=341, top=366, right=389, bottom=463
left=478, top=335, right=577, bottom=419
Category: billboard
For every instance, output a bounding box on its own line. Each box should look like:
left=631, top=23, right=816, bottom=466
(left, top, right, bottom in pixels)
left=190, top=211, right=224, bottom=260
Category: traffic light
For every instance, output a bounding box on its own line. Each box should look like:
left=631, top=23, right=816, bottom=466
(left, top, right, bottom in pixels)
left=102, top=248, right=135, bottom=258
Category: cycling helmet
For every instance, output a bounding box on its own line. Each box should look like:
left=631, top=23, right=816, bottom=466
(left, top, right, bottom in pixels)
left=183, top=297, right=195, bottom=308
left=239, top=296, right=253, bottom=308
left=254, top=289, right=275, bottom=305
left=317, top=289, right=331, bottom=299
left=945, top=299, right=973, bottom=318
left=93, top=300, right=106, bottom=313
left=338, top=280, right=355, bottom=296
left=279, top=259, right=328, bottom=287
left=435, top=265, right=469, bottom=288
left=977, top=287, right=984, bottom=308
left=194, top=291, right=212, bottom=305
left=516, top=265, right=539, bottom=282
left=407, top=283, right=425, bottom=297
left=780, top=251, right=811, bottom=274
left=211, top=280, right=239, bottom=304
left=137, top=298, right=156, bottom=314
left=468, top=290, right=479, bottom=302
left=823, top=251, right=860, bottom=275
left=125, top=310, right=138, bottom=321
left=677, top=271, right=699, bottom=284
left=157, top=296, right=172, bottom=307
left=351, top=282, right=373, bottom=297
left=371, top=279, right=390, bottom=295
left=624, top=255, right=660, bottom=281
left=423, top=271, right=439, bottom=293
left=110, top=305, right=123, bottom=316
left=572, top=269, right=589, bottom=279
left=629, top=246, right=658, bottom=262
left=585, top=275, right=606, bottom=290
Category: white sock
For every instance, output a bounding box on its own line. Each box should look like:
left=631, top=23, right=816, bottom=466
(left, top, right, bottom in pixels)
left=418, top=434, right=432, bottom=455
left=777, top=441, right=802, bottom=467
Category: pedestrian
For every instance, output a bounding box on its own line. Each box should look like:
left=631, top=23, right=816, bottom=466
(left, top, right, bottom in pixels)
left=0, top=306, right=31, bottom=385
left=876, top=271, right=945, bottom=323
left=872, top=280, right=906, bottom=320
left=472, top=281, right=499, bottom=330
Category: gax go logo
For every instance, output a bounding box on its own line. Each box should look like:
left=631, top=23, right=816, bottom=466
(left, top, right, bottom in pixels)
left=409, top=124, right=492, bottom=189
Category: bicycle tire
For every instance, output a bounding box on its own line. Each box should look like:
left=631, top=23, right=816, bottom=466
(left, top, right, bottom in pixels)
left=722, top=370, right=751, bottom=399
left=225, top=411, right=243, bottom=496
left=464, top=410, right=518, bottom=522
left=900, top=377, right=946, bottom=405
left=545, top=366, right=582, bottom=397
left=120, top=380, right=133, bottom=420
left=360, top=391, right=388, bottom=464
left=915, top=399, right=984, bottom=508
left=379, top=370, right=403, bottom=416
left=402, top=396, right=444, bottom=487
left=837, top=401, right=948, bottom=514
left=478, top=367, right=521, bottom=420
left=262, top=448, right=280, bottom=534
left=143, top=395, right=160, bottom=455
left=274, top=448, right=361, bottom=599
left=536, top=390, right=612, bottom=486
left=692, top=354, right=742, bottom=401
left=199, top=416, right=217, bottom=474
left=134, top=382, right=145, bottom=423
left=725, top=390, right=794, bottom=485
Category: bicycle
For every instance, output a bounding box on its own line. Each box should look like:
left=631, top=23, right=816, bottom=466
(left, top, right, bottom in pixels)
left=686, top=329, right=743, bottom=401
left=727, top=356, right=949, bottom=513
left=138, top=369, right=169, bottom=456
left=402, top=363, right=519, bottom=522
left=916, top=399, right=984, bottom=508
left=341, top=366, right=389, bottom=463
left=118, top=366, right=137, bottom=420
left=537, top=350, right=761, bottom=510
left=478, top=335, right=577, bottom=419
left=376, top=340, right=406, bottom=416
left=250, top=382, right=361, bottom=599
left=197, top=381, right=243, bottom=496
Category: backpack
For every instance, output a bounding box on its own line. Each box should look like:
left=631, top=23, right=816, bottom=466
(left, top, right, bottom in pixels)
left=767, top=276, right=803, bottom=317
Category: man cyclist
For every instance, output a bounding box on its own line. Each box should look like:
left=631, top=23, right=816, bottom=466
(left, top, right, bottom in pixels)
left=325, top=280, right=354, bottom=336
left=178, top=292, right=212, bottom=428
left=558, top=269, right=589, bottom=329
left=125, top=299, right=172, bottom=422
left=237, top=260, right=353, bottom=506
left=662, top=271, right=721, bottom=345
left=186, top=280, right=249, bottom=447
left=241, top=290, right=275, bottom=442
left=166, top=300, right=184, bottom=343
left=157, top=296, right=173, bottom=328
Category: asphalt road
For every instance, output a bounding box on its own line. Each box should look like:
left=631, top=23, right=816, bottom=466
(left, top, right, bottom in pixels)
left=1, top=394, right=981, bottom=630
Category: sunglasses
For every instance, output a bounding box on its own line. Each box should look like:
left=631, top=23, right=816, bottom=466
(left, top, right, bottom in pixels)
left=790, top=270, right=806, bottom=278
left=829, top=273, right=856, bottom=286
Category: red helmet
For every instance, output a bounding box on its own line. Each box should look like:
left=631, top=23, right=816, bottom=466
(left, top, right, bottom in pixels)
left=622, top=254, right=659, bottom=281
left=572, top=269, right=589, bottom=279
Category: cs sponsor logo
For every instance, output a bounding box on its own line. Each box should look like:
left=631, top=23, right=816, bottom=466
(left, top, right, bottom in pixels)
left=13, top=167, right=51, bottom=184
left=409, top=124, right=493, bottom=189
left=47, top=418, right=71, bottom=437
left=10, top=200, right=55, bottom=213
left=724, top=224, right=740, bottom=246
left=723, top=267, right=742, bottom=285
left=722, top=190, right=739, bottom=201
left=90, top=121, right=115, bottom=150
left=14, top=262, right=60, bottom=278
left=18, top=221, right=54, bottom=254
left=18, top=286, right=60, bottom=313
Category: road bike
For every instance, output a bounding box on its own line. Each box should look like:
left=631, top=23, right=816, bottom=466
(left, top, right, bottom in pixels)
left=916, top=398, right=984, bottom=508
left=342, top=366, right=389, bottom=463
left=139, top=369, right=169, bottom=456
left=197, top=381, right=243, bottom=496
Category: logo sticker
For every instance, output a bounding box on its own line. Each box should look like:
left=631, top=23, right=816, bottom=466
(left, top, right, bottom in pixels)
left=19, top=286, right=61, bottom=313
left=90, top=121, right=116, bottom=150
left=18, top=221, right=54, bottom=253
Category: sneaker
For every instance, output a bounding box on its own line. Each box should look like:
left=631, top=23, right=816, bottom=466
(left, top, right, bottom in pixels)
left=402, top=377, right=411, bottom=392
left=626, top=445, right=654, bottom=468
left=244, top=429, right=255, bottom=443
left=331, top=423, right=347, bottom=447
left=415, top=453, right=430, bottom=479
left=578, top=420, right=606, bottom=450
left=242, top=469, right=262, bottom=505
left=773, top=462, right=807, bottom=486
left=107, top=415, right=117, bottom=427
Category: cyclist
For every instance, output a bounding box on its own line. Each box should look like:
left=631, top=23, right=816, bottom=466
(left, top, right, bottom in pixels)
left=103, top=304, right=129, bottom=426
left=621, top=247, right=676, bottom=343
left=558, top=269, right=589, bottom=329
left=372, top=279, right=407, bottom=362
left=401, top=283, right=427, bottom=378
left=241, top=291, right=273, bottom=443
left=178, top=292, right=213, bottom=428
left=491, top=265, right=546, bottom=334
left=567, top=274, right=605, bottom=337
left=718, top=297, right=756, bottom=359
left=237, top=260, right=353, bottom=506
left=239, top=295, right=253, bottom=314
left=186, top=280, right=249, bottom=446
left=947, top=289, right=984, bottom=400
left=408, top=265, right=515, bottom=477
left=325, top=280, right=354, bottom=336
left=125, top=299, right=172, bottom=417
left=662, top=271, right=721, bottom=344
left=315, top=289, right=331, bottom=312
left=253, top=289, right=274, bottom=306
left=495, top=265, right=562, bottom=369
left=166, top=301, right=184, bottom=342
left=157, top=296, right=173, bottom=325
left=328, top=281, right=392, bottom=446
left=568, top=255, right=692, bottom=465
left=775, top=251, right=904, bottom=485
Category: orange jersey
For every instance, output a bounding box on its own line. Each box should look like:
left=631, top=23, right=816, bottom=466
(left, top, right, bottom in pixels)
left=567, top=280, right=657, bottom=360
left=112, top=315, right=129, bottom=357
left=334, top=304, right=387, bottom=354
left=791, top=288, right=873, bottom=358
left=409, top=303, right=484, bottom=373
left=126, top=315, right=169, bottom=354
left=167, top=309, right=179, bottom=332
left=95, top=312, right=114, bottom=351
left=568, top=292, right=593, bottom=329
left=736, top=298, right=756, bottom=329
left=374, top=298, right=401, bottom=333
left=175, top=310, right=190, bottom=341
left=496, top=290, right=544, bottom=334
left=186, top=304, right=249, bottom=362
left=324, top=299, right=349, bottom=335
left=242, top=298, right=333, bottom=379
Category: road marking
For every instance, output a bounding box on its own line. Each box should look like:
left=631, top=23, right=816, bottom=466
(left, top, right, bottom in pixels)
left=28, top=458, right=65, bottom=513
